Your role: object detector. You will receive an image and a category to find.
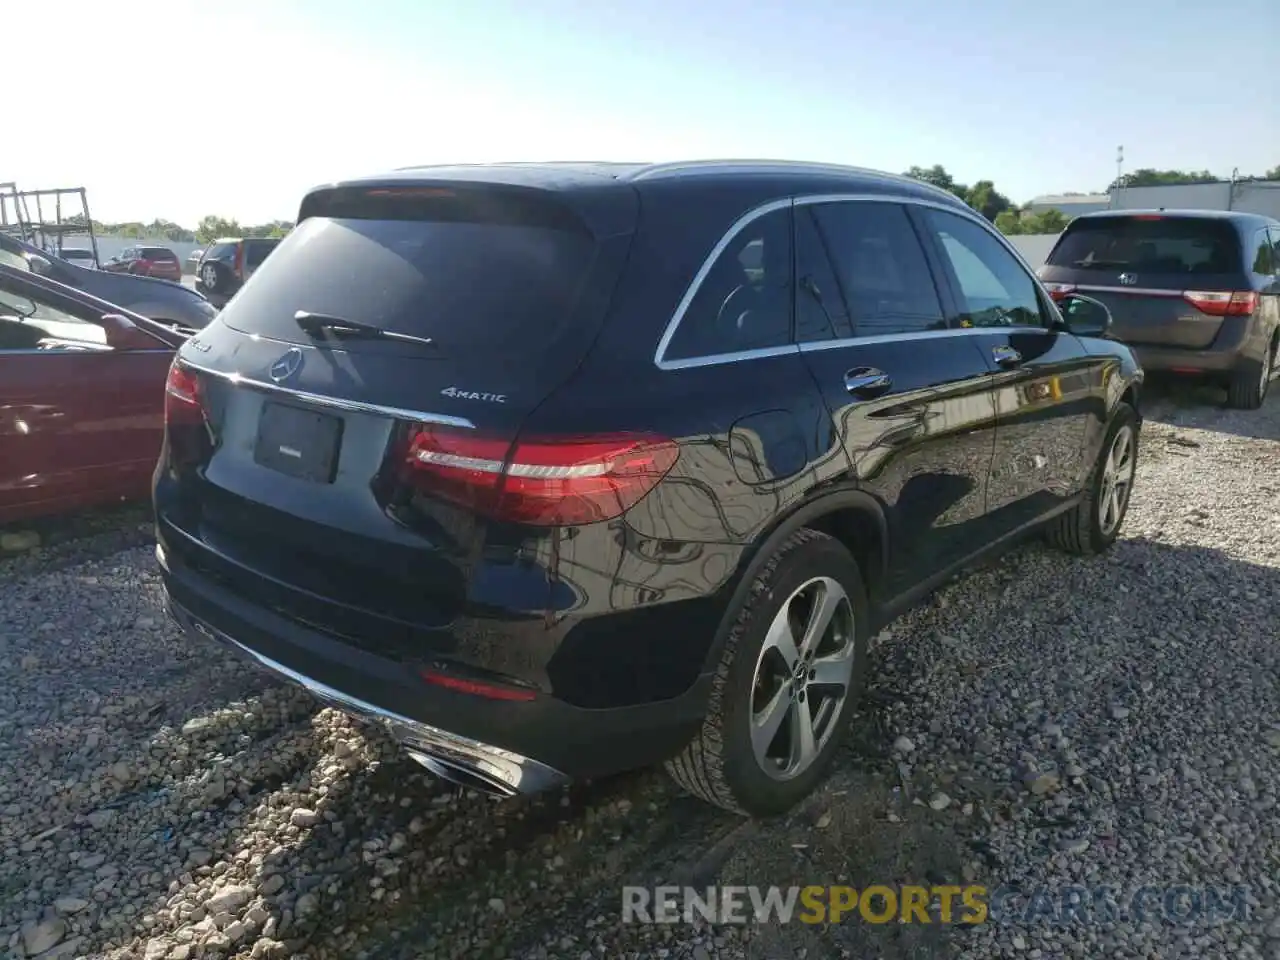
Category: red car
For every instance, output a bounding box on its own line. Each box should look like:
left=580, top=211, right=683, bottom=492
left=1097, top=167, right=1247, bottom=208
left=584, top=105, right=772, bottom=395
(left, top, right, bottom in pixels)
left=102, top=244, right=183, bottom=283
left=0, top=263, right=184, bottom=523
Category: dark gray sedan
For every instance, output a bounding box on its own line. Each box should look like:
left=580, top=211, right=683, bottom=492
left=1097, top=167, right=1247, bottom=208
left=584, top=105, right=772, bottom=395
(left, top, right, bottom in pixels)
left=0, top=233, right=218, bottom=333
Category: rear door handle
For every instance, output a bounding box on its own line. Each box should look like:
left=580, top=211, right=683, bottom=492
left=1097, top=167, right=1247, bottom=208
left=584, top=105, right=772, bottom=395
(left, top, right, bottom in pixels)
left=844, top=367, right=892, bottom=398
left=992, top=345, right=1023, bottom=367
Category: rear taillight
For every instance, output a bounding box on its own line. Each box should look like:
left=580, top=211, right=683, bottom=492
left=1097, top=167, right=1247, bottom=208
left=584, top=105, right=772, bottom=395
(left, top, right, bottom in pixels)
left=1042, top=282, right=1076, bottom=302
left=233, top=244, right=245, bottom=279
left=1181, top=290, right=1259, bottom=317
left=402, top=427, right=679, bottom=526
left=164, top=361, right=204, bottom=425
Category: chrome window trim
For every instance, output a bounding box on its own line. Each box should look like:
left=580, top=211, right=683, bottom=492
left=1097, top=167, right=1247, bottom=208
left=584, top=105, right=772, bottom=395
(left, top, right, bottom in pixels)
left=179, top=359, right=477, bottom=429
left=653, top=192, right=1050, bottom=371
left=657, top=343, right=800, bottom=371
left=797, top=325, right=1045, bottom=355
left=1071, top=284, right=1182, bottom=298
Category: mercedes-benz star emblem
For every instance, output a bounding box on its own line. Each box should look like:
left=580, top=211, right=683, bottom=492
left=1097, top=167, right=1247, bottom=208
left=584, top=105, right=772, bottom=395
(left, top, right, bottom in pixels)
left=269, top=348, right=303, bottom=383
left=1118, top=273, right=1137, bottom=286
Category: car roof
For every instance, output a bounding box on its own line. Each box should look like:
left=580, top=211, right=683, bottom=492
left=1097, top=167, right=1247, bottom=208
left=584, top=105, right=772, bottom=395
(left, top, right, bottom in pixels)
left=309, top=159, right=972, bottom=211
left=1071, top=208, right=1279, bottom=229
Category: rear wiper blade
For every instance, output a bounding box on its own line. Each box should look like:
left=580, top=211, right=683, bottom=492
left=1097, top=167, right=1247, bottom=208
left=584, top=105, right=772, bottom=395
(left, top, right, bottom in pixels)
left=293, top=310, right=435, bottom=347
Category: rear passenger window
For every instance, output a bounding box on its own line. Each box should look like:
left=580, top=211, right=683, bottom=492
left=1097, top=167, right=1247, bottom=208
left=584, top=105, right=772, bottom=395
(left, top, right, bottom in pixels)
left=244, top=240, right=277, bottom=267
left=1251, top=229, right=1276, bottom=276
left=925, top=209, right=1046, bottom=328
left=808, top=202, right=945, bottom=337
left=664, top=207, right=793, bottom=361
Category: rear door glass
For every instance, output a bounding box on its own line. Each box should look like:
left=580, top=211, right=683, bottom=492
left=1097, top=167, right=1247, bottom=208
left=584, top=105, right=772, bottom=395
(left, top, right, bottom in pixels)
left=243, top=239, right=278, bottom=267
left=219, top=210, right=600, bottom=356
left=1047, top=216, right=1240, bottom=275
left=1250, top=228, right=1276, bottom=277
left=811, top=201, right=946, bottom=337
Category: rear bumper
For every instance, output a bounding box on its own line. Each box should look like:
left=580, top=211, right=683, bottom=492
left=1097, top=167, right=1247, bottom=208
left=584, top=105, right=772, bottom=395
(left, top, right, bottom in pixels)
left=1129, top=316, right=1262, bottom=375
left=168, top=598, right=566, bottom=795
left=158, top=542, right=710, bottom=789
left=1130, top=343, right=1245, bottom=374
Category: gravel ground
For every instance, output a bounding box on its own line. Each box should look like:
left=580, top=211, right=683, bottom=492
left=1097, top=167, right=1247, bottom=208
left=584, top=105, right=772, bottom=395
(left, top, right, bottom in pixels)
left=2, top=381, right=1278, bottom=960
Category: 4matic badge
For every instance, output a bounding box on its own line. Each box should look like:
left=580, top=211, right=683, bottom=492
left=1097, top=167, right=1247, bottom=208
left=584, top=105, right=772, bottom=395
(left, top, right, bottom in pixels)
left=440, top=386, right=507, bottom=404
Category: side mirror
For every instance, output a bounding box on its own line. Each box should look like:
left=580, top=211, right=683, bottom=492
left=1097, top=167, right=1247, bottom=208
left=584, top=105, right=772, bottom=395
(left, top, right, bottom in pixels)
left=100, top=313, right=161, bottom=350
left=1058, top=293, right=1112, bottom=338
left=27, top=254, right=52, bottom=277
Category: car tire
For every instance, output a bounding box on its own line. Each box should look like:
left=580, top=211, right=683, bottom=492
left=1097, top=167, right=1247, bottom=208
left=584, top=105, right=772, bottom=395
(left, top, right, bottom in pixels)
left=200, top=262, right=228, bottom=296
left=1045, top=402, right=1139, bottom=556
left=1226, top=339, right=1275, bottom=410
left=665, top=528, right=869, bottom=817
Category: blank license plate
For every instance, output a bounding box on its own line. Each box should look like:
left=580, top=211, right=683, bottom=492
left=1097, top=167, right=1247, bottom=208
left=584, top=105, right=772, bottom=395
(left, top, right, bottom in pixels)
left=253, top=401, right=343, bottom=483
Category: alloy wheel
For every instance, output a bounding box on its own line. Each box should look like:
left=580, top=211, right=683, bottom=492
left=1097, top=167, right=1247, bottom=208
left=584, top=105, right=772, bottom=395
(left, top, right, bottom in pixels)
left=749, top=576, right=856, bottom=781
left=202, top=265, right=217, bottom=287
left=1098, top=425, right=1136, bottom=537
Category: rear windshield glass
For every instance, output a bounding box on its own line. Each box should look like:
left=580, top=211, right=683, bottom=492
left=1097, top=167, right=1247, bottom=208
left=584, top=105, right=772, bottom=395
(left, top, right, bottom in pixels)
left=205, top=243, right=238, bottom=262
left=1047, top=216, right=1240, bottom=275
left=219, top=213, right=597, bottom=353
left=142, top=247, right=177, bottom=260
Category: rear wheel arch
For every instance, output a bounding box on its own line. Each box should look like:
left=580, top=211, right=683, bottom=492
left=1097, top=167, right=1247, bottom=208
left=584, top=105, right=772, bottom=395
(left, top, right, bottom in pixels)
left=1119, top=383, right=1140, bottom=418
left=699, top=489, right=887, bottom=674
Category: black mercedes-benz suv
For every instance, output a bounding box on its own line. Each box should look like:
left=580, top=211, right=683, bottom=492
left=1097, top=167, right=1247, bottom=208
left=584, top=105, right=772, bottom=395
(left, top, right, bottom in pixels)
left=155, top=160, right=1143, bottom=817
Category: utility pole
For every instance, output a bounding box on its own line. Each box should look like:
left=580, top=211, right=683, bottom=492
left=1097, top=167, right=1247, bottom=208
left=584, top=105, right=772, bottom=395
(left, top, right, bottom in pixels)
left=1114, top=146, right=1124, bottom=210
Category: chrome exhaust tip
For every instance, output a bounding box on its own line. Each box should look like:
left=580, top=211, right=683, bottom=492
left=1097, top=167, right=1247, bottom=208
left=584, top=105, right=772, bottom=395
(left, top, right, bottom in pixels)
left=406, top=749, right=517, bottom=798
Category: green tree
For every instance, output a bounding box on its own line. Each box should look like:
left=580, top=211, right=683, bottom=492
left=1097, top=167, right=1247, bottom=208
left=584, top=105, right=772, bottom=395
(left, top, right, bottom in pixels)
left=1265, top=165, right=1280, bottom=181
left=903, top=164, right=968, bottom=201
left=994, top=207, right=1071, bottom=236
left=146, top=219, right=196, bottom=243
left=963, top=180, right=1013, bottom=222
left=905, top=166, right=1014, bottom=223
left=1019, top=209, right=1070, bottom=235
left=242, top=220, right=294, bottom=239
left=994, top=210, right=1024, bottom=235
left=1109, top=167, right=1217, bottom=190
left=195, top=215, right=242, bottom=244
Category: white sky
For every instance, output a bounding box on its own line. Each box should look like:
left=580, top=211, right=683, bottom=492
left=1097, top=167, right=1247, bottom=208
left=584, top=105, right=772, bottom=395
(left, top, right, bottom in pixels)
left=11, top=0, right=1276, bottom=227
